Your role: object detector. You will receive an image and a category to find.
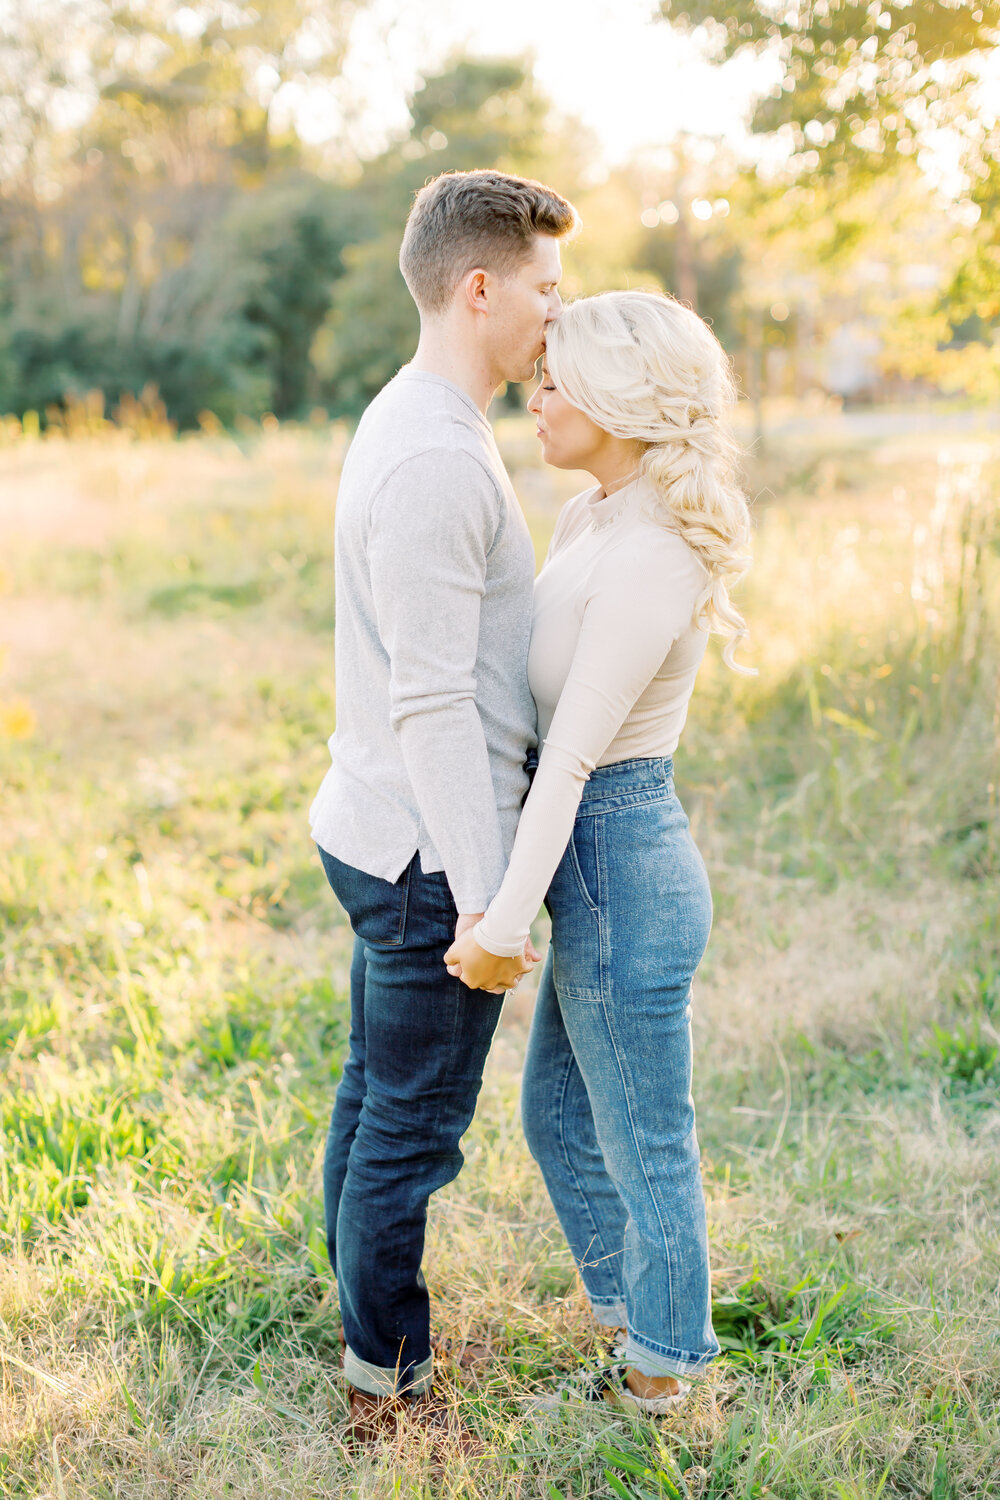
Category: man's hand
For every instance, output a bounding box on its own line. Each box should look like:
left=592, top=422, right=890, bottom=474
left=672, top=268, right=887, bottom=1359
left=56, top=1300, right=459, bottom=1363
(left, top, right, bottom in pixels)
left=444, top=925, right=539, bottom=993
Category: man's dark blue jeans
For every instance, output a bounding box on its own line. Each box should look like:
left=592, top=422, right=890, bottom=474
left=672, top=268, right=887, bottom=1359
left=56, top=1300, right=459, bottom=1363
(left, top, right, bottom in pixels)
left=317, top=846, right=504, bottom=1397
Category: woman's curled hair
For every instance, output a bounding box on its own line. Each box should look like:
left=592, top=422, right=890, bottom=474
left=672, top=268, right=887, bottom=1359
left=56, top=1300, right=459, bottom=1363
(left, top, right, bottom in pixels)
left=545, top=289, right=754, bottom=672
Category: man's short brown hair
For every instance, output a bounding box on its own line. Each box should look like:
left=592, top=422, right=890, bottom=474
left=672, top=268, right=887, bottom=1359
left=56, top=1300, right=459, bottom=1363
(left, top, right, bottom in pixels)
left=399, top=169, right=579, bottom=315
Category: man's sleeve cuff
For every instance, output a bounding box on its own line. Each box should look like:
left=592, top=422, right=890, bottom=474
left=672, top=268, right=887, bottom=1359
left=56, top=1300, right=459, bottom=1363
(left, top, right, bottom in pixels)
left=454, top=896, right=491, bottom=918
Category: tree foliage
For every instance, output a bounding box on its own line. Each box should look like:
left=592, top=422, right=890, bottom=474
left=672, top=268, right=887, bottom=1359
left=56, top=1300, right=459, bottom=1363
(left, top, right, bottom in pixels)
left=659, top=0, right=1000, bottom=177
left=654, top=1, right=1000, bottom=400
left=1, top=0, right=357, bottom=185
left=312, top=56, right=569, bottom=414
left=0, top=2, right=994, bottom=422
left=0, top=0, right=366, bottom=421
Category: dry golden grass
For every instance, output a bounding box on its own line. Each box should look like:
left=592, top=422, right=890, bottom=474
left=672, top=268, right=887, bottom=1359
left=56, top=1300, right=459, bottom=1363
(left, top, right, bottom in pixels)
left=1, top=416, right=998, bottom=1497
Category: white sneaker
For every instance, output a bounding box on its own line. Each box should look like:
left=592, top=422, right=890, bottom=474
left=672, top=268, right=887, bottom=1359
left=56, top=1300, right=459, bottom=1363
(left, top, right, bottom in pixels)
left=530, top=1361, right=690, bottom=1416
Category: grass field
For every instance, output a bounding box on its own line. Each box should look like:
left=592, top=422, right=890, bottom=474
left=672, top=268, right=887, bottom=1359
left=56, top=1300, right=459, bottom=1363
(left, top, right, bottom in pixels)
left=1, top=414, right=999, bottom=1498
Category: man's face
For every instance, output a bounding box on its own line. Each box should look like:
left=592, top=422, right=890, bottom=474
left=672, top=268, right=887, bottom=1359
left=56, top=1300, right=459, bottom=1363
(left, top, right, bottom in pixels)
left=488, top=235, right=563, bottom=384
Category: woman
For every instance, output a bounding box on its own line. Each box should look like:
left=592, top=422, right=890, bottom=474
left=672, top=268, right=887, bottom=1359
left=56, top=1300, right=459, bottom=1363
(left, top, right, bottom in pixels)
left=444, top=290, right=753, bottom=1413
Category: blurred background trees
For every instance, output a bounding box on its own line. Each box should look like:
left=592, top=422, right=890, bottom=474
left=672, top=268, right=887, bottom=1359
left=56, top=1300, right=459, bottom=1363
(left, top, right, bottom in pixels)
left=0, top=0, right=997, bottom=426
left=657, top=0, right=1000, bottom=400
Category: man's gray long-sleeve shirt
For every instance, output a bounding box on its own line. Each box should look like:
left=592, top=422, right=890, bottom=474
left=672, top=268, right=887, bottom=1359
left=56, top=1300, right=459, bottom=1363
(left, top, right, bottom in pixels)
left=309, top=368, right=538, bottom=913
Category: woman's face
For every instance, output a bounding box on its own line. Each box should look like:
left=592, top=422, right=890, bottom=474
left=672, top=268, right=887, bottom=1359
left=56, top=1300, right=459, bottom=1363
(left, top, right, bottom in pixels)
left=527, top=364, right=613, bottom=472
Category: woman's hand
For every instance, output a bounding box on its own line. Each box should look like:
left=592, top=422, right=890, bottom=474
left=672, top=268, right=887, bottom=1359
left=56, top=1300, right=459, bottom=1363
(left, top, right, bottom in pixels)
left=444, top=927, right=540, bottom=993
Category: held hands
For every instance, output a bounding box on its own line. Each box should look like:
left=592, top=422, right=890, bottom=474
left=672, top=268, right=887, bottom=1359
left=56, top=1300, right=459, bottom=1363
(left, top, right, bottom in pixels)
left=444, top=914, right=541, bottom=993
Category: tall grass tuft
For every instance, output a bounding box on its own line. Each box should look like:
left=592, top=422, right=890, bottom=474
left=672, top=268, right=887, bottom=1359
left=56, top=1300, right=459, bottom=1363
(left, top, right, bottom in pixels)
left=1, top=419, right=998, bottom=1497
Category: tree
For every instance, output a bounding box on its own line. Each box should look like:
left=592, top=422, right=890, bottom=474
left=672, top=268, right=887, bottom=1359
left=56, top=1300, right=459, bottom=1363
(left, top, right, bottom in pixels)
left=0, top=0, right=359, bottom=189
left=312, top=230, right=419, bottom=415
left=0, top=0, right=362, bottom=422
left=658, top=0, right=1000, bottom=180
left=653, top=1, right=1000, bottom=412
left=217, top=178, right=374, bottom=417
left=313, top=55, right=568, bottom=416
left=879, top=144, right=1000, bottom=400
left=405, top=56, right=554, bottom=178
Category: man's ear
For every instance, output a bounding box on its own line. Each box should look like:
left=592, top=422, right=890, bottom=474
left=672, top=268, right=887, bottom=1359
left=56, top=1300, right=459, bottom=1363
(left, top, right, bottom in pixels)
left=462, top=268, right=490, bottom=314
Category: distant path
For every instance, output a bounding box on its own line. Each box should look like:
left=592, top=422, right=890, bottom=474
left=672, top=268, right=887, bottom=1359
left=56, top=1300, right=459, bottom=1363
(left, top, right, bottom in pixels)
left=737, top=405, right=1000, bottom=447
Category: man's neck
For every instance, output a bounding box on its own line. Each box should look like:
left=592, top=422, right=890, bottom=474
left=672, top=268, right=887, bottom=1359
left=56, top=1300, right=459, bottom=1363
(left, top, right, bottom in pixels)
left=409, top=323, right=499, bottom=417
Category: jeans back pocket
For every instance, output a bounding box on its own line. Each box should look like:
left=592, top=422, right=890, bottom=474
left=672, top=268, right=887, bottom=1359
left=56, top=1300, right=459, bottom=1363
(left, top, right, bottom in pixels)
left=318, top=847, right=411, bottom=949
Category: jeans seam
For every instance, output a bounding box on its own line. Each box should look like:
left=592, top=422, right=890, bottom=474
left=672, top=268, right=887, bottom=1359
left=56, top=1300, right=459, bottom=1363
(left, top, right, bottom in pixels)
left=597, top=998, right=680, bottom=1351
left=396, top=856, right=413, bottom=944
left=444, top=969, right=464, bottom=1073
left=575, top=789, right=672, bottom=817
left=595, top=816, right=609, bottom=1003
left=553, top=1044, right=622, bottom=1302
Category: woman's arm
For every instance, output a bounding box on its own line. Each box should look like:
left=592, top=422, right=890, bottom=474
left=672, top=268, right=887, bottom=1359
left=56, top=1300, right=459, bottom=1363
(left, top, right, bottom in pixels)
left=446, top=529, right=705, bottom=986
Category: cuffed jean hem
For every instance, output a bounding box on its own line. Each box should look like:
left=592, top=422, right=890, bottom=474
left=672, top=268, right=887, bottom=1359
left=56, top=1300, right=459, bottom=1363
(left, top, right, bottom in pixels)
left=624, top=1331, right=720, bottom=1380
left=343, top=1345, right=434, bottom=1398
left=588, top=1297, right=627, bottom=1328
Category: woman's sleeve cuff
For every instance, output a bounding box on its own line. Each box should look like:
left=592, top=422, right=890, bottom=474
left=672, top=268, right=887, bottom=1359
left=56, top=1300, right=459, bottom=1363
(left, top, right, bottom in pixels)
left=472, top=919, right=526, bottom=959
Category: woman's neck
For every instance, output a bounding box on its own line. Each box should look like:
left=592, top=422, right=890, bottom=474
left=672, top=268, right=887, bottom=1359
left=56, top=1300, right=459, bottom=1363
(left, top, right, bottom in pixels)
left=592, top=464, right=639, bottom=500
left=587, top=436, right=645, bottom=499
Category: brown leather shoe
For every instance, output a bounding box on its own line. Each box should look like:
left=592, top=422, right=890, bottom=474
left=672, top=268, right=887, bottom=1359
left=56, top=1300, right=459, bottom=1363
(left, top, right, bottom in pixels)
left=405, top=1394, right=487, bottom=1460
left=342, top=1386, right=410, bottom=1449
left=342, top=1387, right=486, bottom=1460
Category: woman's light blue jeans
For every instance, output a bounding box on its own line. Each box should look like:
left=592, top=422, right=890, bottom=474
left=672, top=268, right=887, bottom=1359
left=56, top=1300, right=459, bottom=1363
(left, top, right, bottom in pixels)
left=522, top=756, right=720, bottom=1379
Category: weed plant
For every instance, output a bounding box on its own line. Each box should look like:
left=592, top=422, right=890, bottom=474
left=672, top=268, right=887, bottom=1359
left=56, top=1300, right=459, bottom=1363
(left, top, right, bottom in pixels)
left=1, top=418, right=998, bottom=1497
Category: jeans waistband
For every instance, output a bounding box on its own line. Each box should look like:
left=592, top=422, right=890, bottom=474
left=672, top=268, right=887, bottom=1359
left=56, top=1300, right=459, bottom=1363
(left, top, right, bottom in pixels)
left=576, top=755, right=674, bottom=811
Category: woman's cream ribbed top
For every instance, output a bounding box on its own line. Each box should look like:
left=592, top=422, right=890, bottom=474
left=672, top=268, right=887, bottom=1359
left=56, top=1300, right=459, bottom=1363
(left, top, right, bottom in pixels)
left=474, top=475, right=709, bottom=957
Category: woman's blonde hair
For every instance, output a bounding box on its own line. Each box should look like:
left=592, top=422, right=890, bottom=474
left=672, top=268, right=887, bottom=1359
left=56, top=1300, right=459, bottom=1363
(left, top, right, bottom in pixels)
left=545, top=289, right=753, bottom=671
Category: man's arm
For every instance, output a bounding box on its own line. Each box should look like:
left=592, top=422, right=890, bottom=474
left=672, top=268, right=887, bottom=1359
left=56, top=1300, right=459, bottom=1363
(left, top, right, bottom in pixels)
left=368, top=448, right=510, bottom=915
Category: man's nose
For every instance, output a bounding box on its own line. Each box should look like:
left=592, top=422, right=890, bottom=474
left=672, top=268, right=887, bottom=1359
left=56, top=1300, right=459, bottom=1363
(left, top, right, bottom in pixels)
left=545, top=291, right=563, bottom=321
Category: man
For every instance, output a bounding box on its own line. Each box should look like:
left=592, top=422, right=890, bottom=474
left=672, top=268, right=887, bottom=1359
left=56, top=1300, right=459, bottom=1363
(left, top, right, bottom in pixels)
left=309, top=169, right=578, bottom=1444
